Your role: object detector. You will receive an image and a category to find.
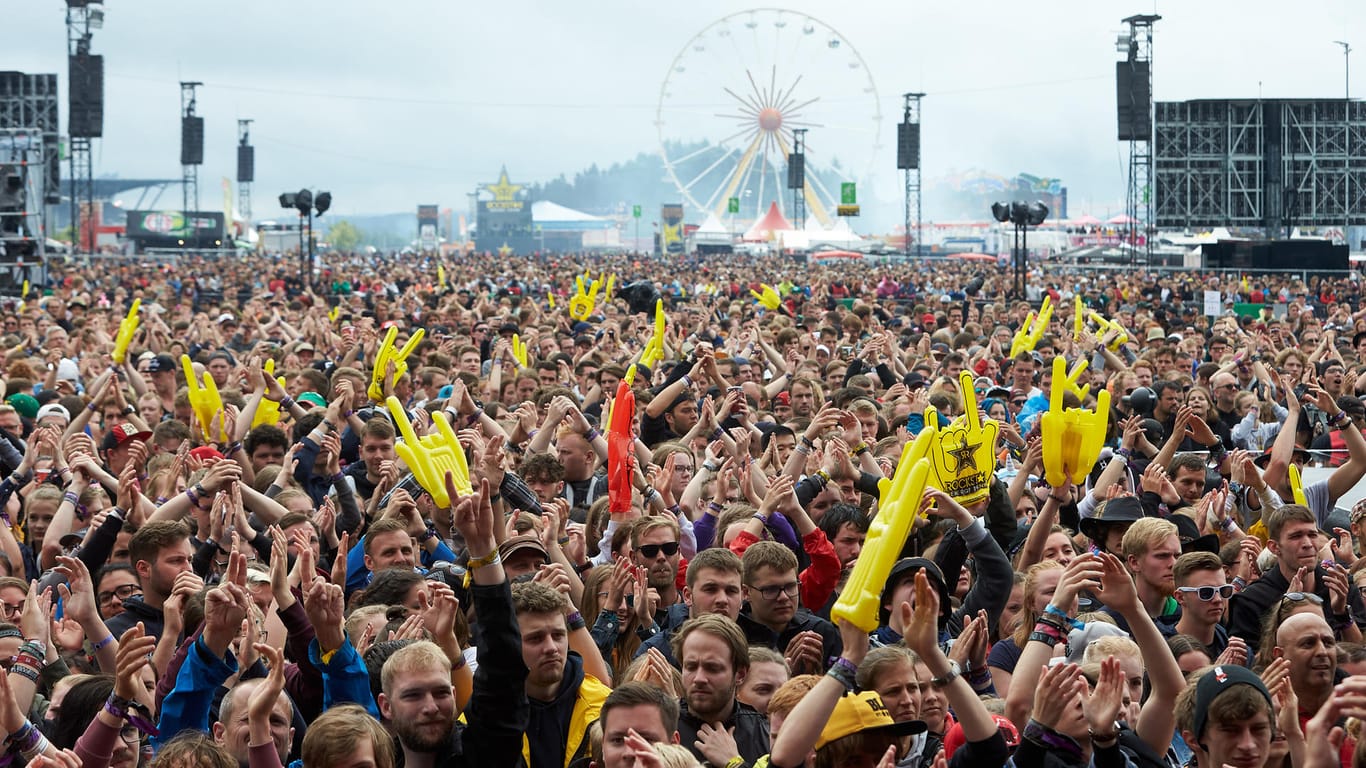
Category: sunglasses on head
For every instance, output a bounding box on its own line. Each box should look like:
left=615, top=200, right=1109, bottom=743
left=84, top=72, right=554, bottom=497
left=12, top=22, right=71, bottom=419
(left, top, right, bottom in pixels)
left=638, top=541, right=680, bottom=559
left=1284, top=591, right=1324, bottom=605
left=1176, top=584, right=1234, bottom=601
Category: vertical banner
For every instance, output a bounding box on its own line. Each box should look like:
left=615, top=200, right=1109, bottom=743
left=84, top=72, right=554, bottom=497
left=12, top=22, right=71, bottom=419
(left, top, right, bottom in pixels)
left=222, top=177, right=233, bottom=239
left=661, top=203, right=684, bottom=255
left=417, top=205, right=439, bottom=252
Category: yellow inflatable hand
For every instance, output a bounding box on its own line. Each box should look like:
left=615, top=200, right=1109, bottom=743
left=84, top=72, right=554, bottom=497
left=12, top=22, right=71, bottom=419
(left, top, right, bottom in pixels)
left=367, top=326, right=427, bottom=403
left=111, top=299, right=142, bottom=365
left=547, top=291, right=556, bottom=309
left=569, top=274, right=603, bottom=321
left=832, top=424, right=935, bottom=632
left=1087, top=311, right=1131, bottom=351
left=638, top=300, right=667, bottom=371
left=1040, top=357, right=1112, bottom=486
left=511, top=334, right=529, bottom=368
left=1060, top=357, right=1091, bottom=403
left=925, top=371, right=999, bottom=505
left=603, top=273, right=616, bottom=305
left=437, top=264, right=446, bottom=291
left=252, top=359, right=287, bottom=428
left=328, top=306, right=340, bottom=324
left=386, top=396, right=471, bottom=508
left=1009, top=311, right=1036, bottom=358
left=750, top=284, right=782, bottom=311
left=20, top=281, right=28, bottom=299
left=183, top=355, right=227, bottom=442
left=1288, top=463, right=1308, bottom=507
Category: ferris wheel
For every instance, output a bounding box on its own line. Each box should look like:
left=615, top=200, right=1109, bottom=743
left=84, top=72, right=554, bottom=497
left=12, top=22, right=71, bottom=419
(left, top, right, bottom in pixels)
left=656, top=8, right=882, bottom=227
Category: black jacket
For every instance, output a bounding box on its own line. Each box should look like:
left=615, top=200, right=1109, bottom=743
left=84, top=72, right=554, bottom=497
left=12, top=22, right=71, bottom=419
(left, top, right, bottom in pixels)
left=395, top=579, right=530, bottom=768
left=106, top=595, right=166, bottom=642
left=633, top=603, right=691, bottom=668
left=1228, top=562, right=1366, bottom=654
left=737, top=608, right=842, bottom=669
left=677, top=698, right=770, bottom=768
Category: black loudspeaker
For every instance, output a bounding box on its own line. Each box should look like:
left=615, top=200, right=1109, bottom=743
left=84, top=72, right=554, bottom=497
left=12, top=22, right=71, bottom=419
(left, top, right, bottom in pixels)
left=1116, top=61, right=1152, bottom=141
left=236, top=145, right=254, bottom=183
left=180, top=116, right=204, bottom=165
left=68, top=54, right=103, bottom=138
left=787, top=153, right=805, bottom=190
left=897, top=122, right=920, bottom=169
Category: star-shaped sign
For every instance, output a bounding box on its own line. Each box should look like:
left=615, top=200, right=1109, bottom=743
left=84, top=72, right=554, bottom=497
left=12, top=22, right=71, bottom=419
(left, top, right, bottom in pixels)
left=483, top=167, right=523, bottom=203
left=662, top=222, right=682, bottom=243
left=946, top=440, right=980, bottom=474
left=498, top=242, right=513, bottom=257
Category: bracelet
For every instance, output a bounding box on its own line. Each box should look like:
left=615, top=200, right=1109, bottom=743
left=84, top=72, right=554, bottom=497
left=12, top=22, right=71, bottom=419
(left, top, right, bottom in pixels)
left=1232, top=576, right=1248, bottom=591
left=452, top=655, right=467, bottom=671
left=702, top=461, right=719, bottom=473
left=92, top=634, right=114, bottom=652
left=17, top=732, right=48, bottom=761
left=681, top=374, right=694, bottom=389
left=122, top=405, right=136, bottom=416
left=1028, top=630, right=1061, bottom=648
left=1044, top=604, right=1084, bottom=630
left=813, top=469, right=831, bottom=487
left=1089, top=726, right=1119, bottom=744
left=224, top=442, right=242, bottom=455
left=466, top=550, right=501, bottom=570
left=7, top=664, right=38, bottom=683
left=851, top=441, right=870, bottom=456
left=344, top=410, right=354, bottom=419
left=566, top=610, right=586, bottom=632
left=642, top=487, right=659, bottom=505
left=707, top=501, right=724, bottom=513
left=4, top=721, right=32, bottom=747
left=583, top=427, right=601, bottom=442
left=751, top=513, right=769, bottom=525
left=62, top=491, right=79, bottom=506
left=827, top=659, right=858, bottom=691
left=725, top=757, right=745, bottom=768
left=279, top=396, right=295, bottom=410
left=184, top=487, right=200, bottom=507
left=799, top=435, right=815, bottom=448
left=709, top=427, right=725, bottom=442
left=321, top=418, right=336, bottom=432
left=86, top=402, right=98, bottom=413
left=794, top=443, right=811, bottom=456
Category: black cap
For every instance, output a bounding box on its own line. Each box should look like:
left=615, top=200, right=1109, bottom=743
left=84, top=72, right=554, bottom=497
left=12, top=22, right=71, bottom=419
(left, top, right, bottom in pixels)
left=1078, top=495, right=1145, bottom=542
left=1170, top=514, right=1220, bottom=554
left=903, top=372, right=928, bottom=390
left=1192, top=665, right=1272, bottom=742
left=880, top=558, right=951, bottom=628
left=145, top=354, right=177, bottom=373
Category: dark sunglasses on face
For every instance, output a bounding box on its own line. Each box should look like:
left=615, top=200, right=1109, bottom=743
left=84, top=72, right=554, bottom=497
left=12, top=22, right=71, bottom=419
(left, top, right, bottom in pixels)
left=638, top=541, right=680, bottom=559
left=1176, top=584, right=1234, bottom=601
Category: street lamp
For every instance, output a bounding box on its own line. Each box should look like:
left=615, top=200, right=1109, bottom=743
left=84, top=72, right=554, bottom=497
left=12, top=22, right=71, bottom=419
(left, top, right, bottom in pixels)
left=991, top=200, right=1049, bottom=300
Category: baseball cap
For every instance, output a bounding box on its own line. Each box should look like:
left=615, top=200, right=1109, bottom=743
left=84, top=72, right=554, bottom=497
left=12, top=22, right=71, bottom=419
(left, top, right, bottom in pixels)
left=35, top=404, right=70, bottom=425
left=189, top=446, right=224, bottom=462
left=498, top=535, right=548, bottom=564
left=773, top=391, right=791, bottom=407
left=943, top=714, right=1019, bottom=757
left=1191, top=665, right=1273, bottom=742
left=1065, top=622, right=1129, bottom=663
left=298, top=392, right=327, bottom=408
left=1351, top=498, right=1366, bottom=525
left=814, top=691, right=926, bottom=751
left=145, top=354, right=177, bottom=374
left=903, top=372, right=928, bottom=391
left=100, top=422, right=152, bottom=451
left=880, top=558, right=951, bottom=626
left=5, top=394, right=37, bottom=420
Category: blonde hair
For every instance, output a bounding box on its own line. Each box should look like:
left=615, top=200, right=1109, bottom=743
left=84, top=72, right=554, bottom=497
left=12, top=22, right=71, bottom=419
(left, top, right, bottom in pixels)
left=1083, top=635, right=1140, bottom=664
left=1013, top=560, right=1064, bottom=647
left=302, top=704, right=395, bottom=768
left=380, top=640, right=451, bottom=696
left=1120, top=517, right=1178, bottom=560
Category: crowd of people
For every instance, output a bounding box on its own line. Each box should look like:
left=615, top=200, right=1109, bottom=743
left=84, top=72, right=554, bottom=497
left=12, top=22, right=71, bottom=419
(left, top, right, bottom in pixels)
left=0, top=249, right=1363, bottom=768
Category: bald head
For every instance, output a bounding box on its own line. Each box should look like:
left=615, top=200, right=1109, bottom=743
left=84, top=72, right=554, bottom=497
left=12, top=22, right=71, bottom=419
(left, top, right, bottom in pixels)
left=1276, top=612, right=1332, bottom=649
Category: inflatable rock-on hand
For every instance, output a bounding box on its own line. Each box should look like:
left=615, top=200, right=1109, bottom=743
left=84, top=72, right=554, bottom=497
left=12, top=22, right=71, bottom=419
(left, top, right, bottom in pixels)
left=750, top=284, right=782, bottom=311
left=183, top=355, right=226, bottom=442
left=926, top=371, right=999, bottom=505
left=832, top=424, right=935, bottom=632
left=511, top=334, right=529, bottom=368
left=252, top=359, right=287, bottom=429
left=386, top=396, right=470, bottom=508
left=569, top=275, right=602, bottom=321
left=607, top=379, right=636, bottom=514
left=111, top=299, right=142, bottom=365
left=1288, top=462, right=1308, bottom=507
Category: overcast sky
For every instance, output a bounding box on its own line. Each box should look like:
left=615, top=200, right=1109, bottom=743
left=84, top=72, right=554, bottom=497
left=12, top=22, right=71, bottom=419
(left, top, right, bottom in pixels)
left=7, top=0, right=1363, bottom=224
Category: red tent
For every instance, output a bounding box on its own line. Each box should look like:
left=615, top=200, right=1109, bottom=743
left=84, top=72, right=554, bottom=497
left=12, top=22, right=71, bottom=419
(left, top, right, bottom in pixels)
left=743, top=202, right=793, bottom=241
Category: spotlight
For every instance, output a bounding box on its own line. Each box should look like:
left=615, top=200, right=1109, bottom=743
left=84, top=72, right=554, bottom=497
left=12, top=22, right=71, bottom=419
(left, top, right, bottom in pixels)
left=1026, top=201, right=1049, bottom=226
left=314, top=191, right=331, bottom=217
left=294, top=189, right=313, bottom=215
left=991, top=202, right=1010, bottom=223
left=279, top=193, right=296, bottom=209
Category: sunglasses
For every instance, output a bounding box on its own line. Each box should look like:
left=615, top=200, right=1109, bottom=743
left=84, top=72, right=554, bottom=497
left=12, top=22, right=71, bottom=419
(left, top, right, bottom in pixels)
left=1176, top=584, right=1234, bottom=601
left=637, top=541, right=680, bottom=559
left=1284, top=591, right=1324, bottom=605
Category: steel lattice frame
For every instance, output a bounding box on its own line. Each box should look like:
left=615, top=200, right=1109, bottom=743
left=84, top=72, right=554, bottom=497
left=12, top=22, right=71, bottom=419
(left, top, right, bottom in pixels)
left=1156, top=98, right=1366, bottom=232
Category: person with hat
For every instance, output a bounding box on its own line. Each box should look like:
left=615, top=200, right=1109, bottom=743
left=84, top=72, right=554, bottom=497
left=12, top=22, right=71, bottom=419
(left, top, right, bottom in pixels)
left=128, top=352, right=179, bottom=420
left=1079, top=495, right=1145, bottom=557
left=771, top=572, right=1009, bottom=768
left=1173, top=664, right=1275, bottom=768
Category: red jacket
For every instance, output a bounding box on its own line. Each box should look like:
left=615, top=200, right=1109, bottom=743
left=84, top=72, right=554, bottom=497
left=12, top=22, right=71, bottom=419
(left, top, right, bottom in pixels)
left=729, top=527, right=842, bottom=611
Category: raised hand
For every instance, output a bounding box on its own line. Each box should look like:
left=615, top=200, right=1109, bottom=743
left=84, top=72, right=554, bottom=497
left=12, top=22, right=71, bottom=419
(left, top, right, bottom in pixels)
left=113, top=623, right=157, bottom=701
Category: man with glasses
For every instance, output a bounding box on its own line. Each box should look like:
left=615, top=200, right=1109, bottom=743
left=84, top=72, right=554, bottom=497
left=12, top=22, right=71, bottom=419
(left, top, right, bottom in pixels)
left=94, top=564, right=142, bottom=621
left=1170, top=552, right=1233, bottom=659
left=631, top=518, right=684, bottom=622
left=737, top=541, right=841, bottom=676
left=1209, top=372, right=1242, bottom=431
left=0, top=578, right=26, bottom=624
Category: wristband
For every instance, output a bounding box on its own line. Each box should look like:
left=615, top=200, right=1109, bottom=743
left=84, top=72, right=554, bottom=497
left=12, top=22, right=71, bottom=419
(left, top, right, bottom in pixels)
left=681, top=374, right=694, bottom=389
left=279, top=396, right=295, bottom=410
left=1028, top=630, right=1061, bottom=648
left=86, top=403, right=98, bottom=413
left=851, top=441, right=870, bottom=456
left=1044, top=604, right=1084, bottom=630
left=794, top=443, right=811, bottom=456
left=566, top=610, right=586, bottom=632
left=799, top=435, right=815, bottom=448
left=583, top=427, right=601, bottom=442
left=725, top=758, right=745, bottom=768
left=62, top=491, right=79, bottom=506
left=7, top=664, right=38, bottom=683
left=709, top=427, right=725, bottom=442
left=702, top=461, right=719, bottom=473
left=1232, top=576, right=1248, bottom=591
left=331, top=472, right=345, bottom=484
left=707, top=501, right=724, bottom=513
left=751, top=512, right=769, bottom=525
left=827, top=658, right=858, bottom=692
left=466, top=550, right=501, bottom=570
